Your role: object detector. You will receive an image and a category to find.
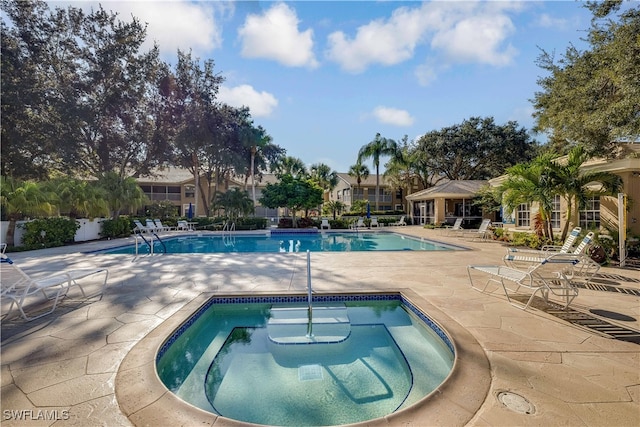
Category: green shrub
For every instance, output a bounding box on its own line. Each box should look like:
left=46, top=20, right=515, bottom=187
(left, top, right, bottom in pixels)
left=236, top=217, right=267, bottom=230
left=510, top=232, right=544, bottom=249
left=101, top=217, right=132, bottom=238
left=20, top=217, right=80, bottom=249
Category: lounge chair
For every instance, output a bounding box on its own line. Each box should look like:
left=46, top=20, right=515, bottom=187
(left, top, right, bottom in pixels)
left=176, top=220, right=189, bottom=231
left=154, top=219, right=175, bottom=231
left=370, top=217, right=380, bottom=228
left=504, top=232, right=599, bottom=282
left=459, top=219, right=492, bottom=240
left=506, top=227, right=582, bottom=257
left=351, top=217, right=365, bottom=229
left=390, top=216, right=407, bottom=226
left=133, top=219, right=151, bottom=234
left=442, top=218, right=463, bottom=235
left=1, top=255, right=108, bottom=321
left=467, top=253, right=581, bottom=310
left=320, top=218, right=331, bottom=230
left=146, top=219, right=162, bottom=233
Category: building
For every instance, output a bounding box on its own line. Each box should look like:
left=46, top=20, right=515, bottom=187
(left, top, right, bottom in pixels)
left=135, top=168, right=278, bottom=219
left=330, top=173, right=405, bottom=212
left=406, top=180, right=491, bottom=227
left=489, top=144, right=640, bottom=237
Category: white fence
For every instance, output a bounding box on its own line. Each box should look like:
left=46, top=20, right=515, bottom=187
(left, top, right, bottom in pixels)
left=0, top=218, right=106, bottom=246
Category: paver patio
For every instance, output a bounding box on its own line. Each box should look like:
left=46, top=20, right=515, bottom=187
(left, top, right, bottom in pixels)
left=1, top=227, right=638, bottom=426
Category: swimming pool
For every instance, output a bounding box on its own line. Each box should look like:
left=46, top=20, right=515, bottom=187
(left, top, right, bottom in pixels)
left=103, top=231, right=460, bottom=254
left=156, top=294, right=455, bottom=426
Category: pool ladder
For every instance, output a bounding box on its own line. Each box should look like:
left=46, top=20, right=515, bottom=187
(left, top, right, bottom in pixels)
left=134, top=230, right=167, bottom=256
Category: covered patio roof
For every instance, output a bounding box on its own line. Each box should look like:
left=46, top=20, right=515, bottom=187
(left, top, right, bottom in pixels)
left=406, top=180, right=487, bottom=201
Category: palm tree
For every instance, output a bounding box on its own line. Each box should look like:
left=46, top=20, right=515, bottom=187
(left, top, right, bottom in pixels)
left=273, top=156, right=308, bottom=179
left=550, top=145, right=623, bottom=241
left=42, top=177, right=109, bottom=219
left=384, top=136, right=418, bottom=213
left=214, top=188, right=254, bottom=221
left=0, top=177, right=56, bottom=246
left=348, top=161, right=370, bottom=189
left=357, top=133, right=397, bottom=210
left=500, top=153, right=557, bottom=240
left=96, top=172, right=147, bottom=219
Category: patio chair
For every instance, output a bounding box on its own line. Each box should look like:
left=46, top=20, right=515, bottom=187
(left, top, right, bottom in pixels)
left=467, top=253, right=581, bottom=310
left=459, top=219, right=492, bottom=240
left=506, top=227, right=582, bottom=257
left=176, top=220, right=189, bottom=231
left=1, top=255, right=108, bottom=321
left=133, top=219, right=151, bottom=234
left=442, top=218, right=463, bottom=235
left=370, top=217, right=380, bottom=227
left=351, top=217, right=365, bottom=229
left=504, top=232, right=599, bottom=282
left=390, top=215, right=406, bottom=226
left=154, top=219, right=175, bottom=231
left=146, top=219, right=162, bottom=233
left=320, top=218, right=331, bottom=230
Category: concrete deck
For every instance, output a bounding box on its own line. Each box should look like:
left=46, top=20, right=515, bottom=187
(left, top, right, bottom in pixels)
left=1, top=227, right=638, bottom=426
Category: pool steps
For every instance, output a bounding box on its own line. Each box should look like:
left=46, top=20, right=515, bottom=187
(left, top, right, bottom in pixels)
left=267, top=304, right=351, bottom=344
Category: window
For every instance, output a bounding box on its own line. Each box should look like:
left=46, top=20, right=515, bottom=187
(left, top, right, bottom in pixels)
left=517, top=203, right=530, bottom=227
left=579, top=197, right=600, bottom=229
left=353, top=188, right=364, bottom=200
left=184, top=185, right=195, bottom=198
left=551, top=195, right=561, bottom=229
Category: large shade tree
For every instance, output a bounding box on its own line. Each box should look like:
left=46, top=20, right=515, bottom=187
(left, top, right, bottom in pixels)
left=532, top=1, right=640, bottom=157
left=416, top=117, right=538, bottom=182
left=357, top=133, right=397, bottom=210
left=1, top=0, right=169, bottom=179
left=259, top=174, right=323, bottom=228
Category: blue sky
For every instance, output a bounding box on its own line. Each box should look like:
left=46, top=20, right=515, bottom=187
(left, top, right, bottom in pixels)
left=63, top=1, right=599, bottom=173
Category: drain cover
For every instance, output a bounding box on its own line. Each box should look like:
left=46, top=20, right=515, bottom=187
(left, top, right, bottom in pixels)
left=497, top=391, right=535, bottom=414
left=298, top=364, right=323, bottom=381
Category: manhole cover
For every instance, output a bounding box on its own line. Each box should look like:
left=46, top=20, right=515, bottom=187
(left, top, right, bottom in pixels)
left=496, top=391, right=535, bottom=414
left=298, top=364, right=323, bottom=381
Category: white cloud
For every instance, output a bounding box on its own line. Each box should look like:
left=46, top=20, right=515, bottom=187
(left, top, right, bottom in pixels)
left=431, top=14, right=517, bottom=66
left=325, top=5, right=426, bottom=73
left=327, top=2, right=519, bottom=75
left=372, top=106, right=414, bottom=127
left=62, top=1, right=224, bottom=59
left=534, top=13, right=569, bottom=29
left=238, top=2, right=318, bottom=68
left=218, top=85, right=279, bottom=118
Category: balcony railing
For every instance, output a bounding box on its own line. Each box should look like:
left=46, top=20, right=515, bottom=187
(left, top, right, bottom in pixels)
left=145, top=193, right=182, bottom=201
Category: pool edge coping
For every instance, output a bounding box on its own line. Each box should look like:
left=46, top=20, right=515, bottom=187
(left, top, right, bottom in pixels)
left=114, top=289, right=491, bottom=427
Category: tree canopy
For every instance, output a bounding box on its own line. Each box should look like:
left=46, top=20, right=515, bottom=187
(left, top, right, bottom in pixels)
left=259, top=174, right=323, bottom=227
left=415, top=117, right=538, bottom=181
left=532, top=1, right=640, bottom=157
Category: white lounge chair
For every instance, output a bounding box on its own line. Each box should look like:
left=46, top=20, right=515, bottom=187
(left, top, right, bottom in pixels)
left=1, top=255, right=108, bottom=321
left=351, top=217, right=365, bottom=229
left=468, top=253, right=581, bottom=310
left=390, top=216, right=406, bottom=226
left=507, top=227, right=582, bottom=257
left=443, top=218, right=463, bottom=235
left=133, top=219, right=150, bottom=234
left=504, top=232, right=599, bottom=282
left=146, top=219, right=162, bottom=232
left=460, top=219, right=492, bottom=240
left=320, top=218, right=331, bottom=230
left=370, top=217, right=380, bottom=228
left=176, top=220, right=189, bottom=231
left=154, top=219, right=175, bottom=231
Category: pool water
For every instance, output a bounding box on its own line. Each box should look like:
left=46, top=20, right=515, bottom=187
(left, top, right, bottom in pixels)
left=104, top=232, right=458, bottom=254
left=156, top=298, right=454, bottom=426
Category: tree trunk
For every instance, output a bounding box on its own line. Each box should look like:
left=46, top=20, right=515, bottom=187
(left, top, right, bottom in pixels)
left=6, top=219, right=17, bottom=247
